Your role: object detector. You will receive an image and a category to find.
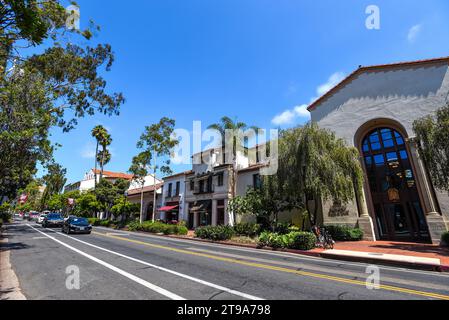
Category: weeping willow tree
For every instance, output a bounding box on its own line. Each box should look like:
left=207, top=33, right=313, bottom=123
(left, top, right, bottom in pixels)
left=264, top=123, right=364, bottom=228
left=413, top=103, right=449, bottom=193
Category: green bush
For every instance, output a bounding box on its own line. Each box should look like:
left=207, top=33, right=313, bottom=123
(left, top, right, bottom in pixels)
left=99, top=220, right=113, bottom=227
left=234, top=223, right=261, bottom=237
left=325, top=225, right=364, bottom=241
left=258, top=231, right=317, bottom=251
left=441, top=232, right=449, bottom=247
left=288, top=232, right=317, bottom=250
left=126, top=221, right=188, bottom=235
left=195, top=225, right=235, bottom=241
left=273, top=223, right=291, bottom=235
left=88, top=218, right=102, bottom=226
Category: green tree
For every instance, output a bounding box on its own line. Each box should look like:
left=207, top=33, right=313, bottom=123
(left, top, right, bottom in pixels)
left=40, top=162, right=67, bottom=210
left=74, top=192, right=101, bottom=218
left=130, top=117, right=178, bottom=223
left=94, top=178, right=130, bottom=219
left=111, top=196, right=139, bottom=225
left=91, top=125, right=107, bottom=188
left=264, top=123, right=363, bottom=228
left=0, top=1, right=124, bottom=201
left=208, top=116, right=259, bottom=225
left=413, top=103, right=449, bottom=193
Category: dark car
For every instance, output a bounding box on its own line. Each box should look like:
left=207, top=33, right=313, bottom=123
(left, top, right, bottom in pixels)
left=42, top=213, right=64, bottom=228
left=62, top=217, right=92, bottom=235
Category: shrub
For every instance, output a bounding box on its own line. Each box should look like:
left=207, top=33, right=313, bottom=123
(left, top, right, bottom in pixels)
left=99, top=220, right=113, bottom=228
left=258, top=231, right=317, bottom=251
left=88, top=218, right=102, bottom=226
left=273, top=223, right=291, bottom=235
left=288, top=232, right=317, bottom=251
left=175, top=225, right=189, bottom=236
left=325, top=225, right=364, bottom=241
left=441, top=232, right=449, bottom=247
left=195, top=225, right=235, bottom=241
left=234, top=223, right=261, bottom=237
left=126, top=221, right=141, bottom=231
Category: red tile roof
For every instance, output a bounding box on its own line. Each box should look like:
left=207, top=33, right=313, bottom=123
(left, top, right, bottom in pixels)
left=93, top=169, right=134, bottom=180
left=307, top=56, right=449, bottom=112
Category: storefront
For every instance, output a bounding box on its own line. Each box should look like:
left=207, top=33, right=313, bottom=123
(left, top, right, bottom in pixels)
left=159, top=203, right=180, bottom=223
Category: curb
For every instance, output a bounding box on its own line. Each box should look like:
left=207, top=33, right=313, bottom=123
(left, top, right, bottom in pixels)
left=96, top=226, right=448, bottom=273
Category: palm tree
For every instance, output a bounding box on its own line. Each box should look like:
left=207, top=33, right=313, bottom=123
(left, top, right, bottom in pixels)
left=99, top=133, right=112, bottom=181
left=97, top=149, right=112, bottom=177
left=91, top=125, right=107, bottom=189
left=208, top=116, right=259, bottom=226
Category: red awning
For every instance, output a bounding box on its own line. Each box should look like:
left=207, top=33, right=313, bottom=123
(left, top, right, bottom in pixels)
left=159, top=205, right=179, bottom=212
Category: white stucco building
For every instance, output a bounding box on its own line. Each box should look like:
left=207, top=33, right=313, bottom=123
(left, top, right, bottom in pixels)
left=308, top=57, right=449, bottom=244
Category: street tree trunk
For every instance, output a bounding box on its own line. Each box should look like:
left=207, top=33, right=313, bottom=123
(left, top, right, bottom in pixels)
left=139, top=182, right=145, bottom=224
left=152, top=152, right=158, bottom=223
left=94, top=141, right=99, bottom=189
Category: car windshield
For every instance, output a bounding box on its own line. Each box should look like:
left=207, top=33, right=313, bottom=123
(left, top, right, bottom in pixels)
left=70, top=218, right=89, bottom=226
left=47, top=214, right=63, bottom=220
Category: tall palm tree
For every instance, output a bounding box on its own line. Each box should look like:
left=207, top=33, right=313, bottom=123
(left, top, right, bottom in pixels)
left=97, top=149, right=112, bottom=177
left=91, top=125, right=107, bottom=189
left=208, top=116, right=259, bottom=225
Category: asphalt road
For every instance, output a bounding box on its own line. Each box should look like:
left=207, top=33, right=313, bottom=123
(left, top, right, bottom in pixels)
left=3, top=218, right=449, bottom=300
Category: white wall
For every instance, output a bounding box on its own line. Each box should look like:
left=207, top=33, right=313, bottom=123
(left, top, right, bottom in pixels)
left=310, top=63, right=449, bottom=146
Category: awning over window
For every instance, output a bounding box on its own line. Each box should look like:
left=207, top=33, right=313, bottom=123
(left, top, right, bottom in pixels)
left=159, top=205, right=179, bottom=212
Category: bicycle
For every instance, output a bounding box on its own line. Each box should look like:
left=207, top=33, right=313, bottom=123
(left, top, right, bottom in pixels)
left=312, top=226, right=335, bottom=250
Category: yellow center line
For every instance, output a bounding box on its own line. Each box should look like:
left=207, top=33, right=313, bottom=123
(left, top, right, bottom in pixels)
left=92, top=231, right=449, bottom=300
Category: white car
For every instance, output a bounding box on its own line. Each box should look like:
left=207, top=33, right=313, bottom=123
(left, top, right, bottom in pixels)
left=37, top=214, right=47, bottom=224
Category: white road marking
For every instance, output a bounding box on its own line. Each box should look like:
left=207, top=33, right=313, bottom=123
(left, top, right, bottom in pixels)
left=93, top=227, right=449, bottom=278
left=27, top=225, right=185, bottom=300
left=46, top=228, right=264, bottom=300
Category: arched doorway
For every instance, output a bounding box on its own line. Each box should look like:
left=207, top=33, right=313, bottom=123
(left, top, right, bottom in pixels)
left=362, top=127, right=430, bottom=242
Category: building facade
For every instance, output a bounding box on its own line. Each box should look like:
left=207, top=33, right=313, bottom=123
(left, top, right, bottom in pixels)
left=126, top=174, right=163, bottom=221
left=308, top=57, right=449, bottom=244
left=159, top=171, right=191, bottom=223
left=64, top=169, right=134, bottom=193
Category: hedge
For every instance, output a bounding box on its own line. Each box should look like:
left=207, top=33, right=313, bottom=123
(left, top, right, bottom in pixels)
left=195, top=225, right=235, bottom=241
left=441, top=232, right=449, bottom=247
left=325, top=225, right=364, bottom=241
left=258, top=231, right=317, bottom=251
left=234, top=223, right=261, bottom=237
left=126, top=221, right=188, bottom=236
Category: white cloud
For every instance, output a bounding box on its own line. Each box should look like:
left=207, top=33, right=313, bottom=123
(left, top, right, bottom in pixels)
left=81, top=142, right=96, bottom=159
left=272, top=104, right=311, bottom=126
left=408, top=24, right=422, bottom=43
left=272, top=110, right=296, bottom=126
left=272, top=72, right=345, bottom=127
left=316, top=72, right=346, bottom=97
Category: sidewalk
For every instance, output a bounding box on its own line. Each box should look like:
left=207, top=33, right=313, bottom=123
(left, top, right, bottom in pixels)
left=312, top=241, right=449, bottom=272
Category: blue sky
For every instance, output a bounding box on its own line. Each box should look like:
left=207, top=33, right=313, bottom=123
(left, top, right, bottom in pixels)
left=44, top=0, right=449, bottom=184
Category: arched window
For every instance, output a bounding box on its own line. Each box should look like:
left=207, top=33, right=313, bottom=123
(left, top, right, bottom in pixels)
left=361, top=128, right=429, bottom=242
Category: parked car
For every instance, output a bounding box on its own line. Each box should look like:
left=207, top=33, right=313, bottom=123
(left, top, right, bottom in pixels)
left=42, top=213, right=64, bottom=228
left=64, top=215, right=77, bottom=222
left=23, top=212, right=30, bottom=220
left=30, top=211, right=40, bottom=222
left=62, top=217, right=92, bottom=235
left=37, top=213, right=48, bottom=224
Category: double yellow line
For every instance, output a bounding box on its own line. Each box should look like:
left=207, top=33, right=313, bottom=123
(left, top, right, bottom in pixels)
left=92, top=231, right=449, bottom=300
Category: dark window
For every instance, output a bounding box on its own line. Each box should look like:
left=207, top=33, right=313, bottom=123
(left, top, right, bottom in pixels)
left=167, top=183, right=172, bottom=197
left=253, top=174, right=262, bottom=189
left=175, top=181, right=180, bottom=196
left=199, top=180, right=204, bottom=193
left=217, top=173, right=224, bottom=186
left=190, top=180, right=194, bottom=191
left=207, top=176, right=213, bottom=193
